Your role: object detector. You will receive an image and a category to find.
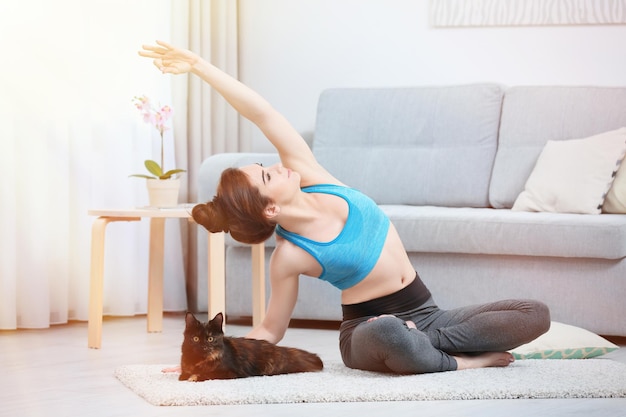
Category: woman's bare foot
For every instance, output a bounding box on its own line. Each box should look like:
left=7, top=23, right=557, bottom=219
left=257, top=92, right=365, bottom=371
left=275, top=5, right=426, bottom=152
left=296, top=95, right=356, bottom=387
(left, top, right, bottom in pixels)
left=162, top=365, right=181, bottom=374
left=453, top=352, right=514, bottom=370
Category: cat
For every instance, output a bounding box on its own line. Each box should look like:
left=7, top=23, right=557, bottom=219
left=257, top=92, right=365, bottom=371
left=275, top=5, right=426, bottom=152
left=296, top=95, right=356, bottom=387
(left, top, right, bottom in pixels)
left=179, top=312, right=324, bottom=381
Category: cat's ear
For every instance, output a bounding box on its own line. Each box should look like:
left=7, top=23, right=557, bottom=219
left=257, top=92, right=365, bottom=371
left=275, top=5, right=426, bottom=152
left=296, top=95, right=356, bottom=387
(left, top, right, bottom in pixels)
left=185, top=312, right=198, bottom=328
left=211, top=312, right=224, bottom=329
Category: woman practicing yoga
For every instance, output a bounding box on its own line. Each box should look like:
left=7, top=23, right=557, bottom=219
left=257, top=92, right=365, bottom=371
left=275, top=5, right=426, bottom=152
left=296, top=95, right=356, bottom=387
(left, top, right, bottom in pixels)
left=140, top=40, right=550, bottom=374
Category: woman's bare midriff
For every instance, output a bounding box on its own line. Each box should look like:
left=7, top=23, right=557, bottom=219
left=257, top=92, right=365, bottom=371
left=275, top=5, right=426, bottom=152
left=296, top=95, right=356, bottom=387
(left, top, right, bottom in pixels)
left=340, top=223, right=416, bottom=305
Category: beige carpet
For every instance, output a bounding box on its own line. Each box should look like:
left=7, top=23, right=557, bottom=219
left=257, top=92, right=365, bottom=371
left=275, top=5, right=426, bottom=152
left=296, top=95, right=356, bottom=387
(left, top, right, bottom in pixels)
left=114, top=359, right=626, bottom=406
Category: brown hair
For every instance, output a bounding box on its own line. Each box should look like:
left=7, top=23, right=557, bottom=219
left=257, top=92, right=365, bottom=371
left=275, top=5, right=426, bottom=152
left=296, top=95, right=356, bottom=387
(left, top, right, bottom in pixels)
left=192, top=168, right=276, bottom=244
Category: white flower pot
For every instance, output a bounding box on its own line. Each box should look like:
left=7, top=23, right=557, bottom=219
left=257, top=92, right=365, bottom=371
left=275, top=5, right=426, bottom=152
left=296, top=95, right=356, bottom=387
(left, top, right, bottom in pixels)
left=146, top=178, right=180, bottom=208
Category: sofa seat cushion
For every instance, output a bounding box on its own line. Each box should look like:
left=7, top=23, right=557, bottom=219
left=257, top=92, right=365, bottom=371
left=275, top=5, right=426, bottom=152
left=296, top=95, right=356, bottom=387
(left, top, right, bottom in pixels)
left=225, top=206, right=626, bottom=260
left=382, top=206, right=626, bottom=259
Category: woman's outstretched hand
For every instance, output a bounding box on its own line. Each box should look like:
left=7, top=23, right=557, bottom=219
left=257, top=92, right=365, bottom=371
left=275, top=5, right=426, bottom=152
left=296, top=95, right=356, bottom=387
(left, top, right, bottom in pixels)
left=139, top=40, right=198, bottom=75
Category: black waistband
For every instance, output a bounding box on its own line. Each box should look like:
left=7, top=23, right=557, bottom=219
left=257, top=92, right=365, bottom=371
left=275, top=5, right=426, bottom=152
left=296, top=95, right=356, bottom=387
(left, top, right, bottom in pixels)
left=341, top=272, right=432, bottom=321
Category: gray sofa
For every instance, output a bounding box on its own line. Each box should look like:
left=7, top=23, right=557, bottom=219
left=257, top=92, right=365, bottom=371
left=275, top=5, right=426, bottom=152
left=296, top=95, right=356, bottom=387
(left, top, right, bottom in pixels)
left=196, top=84, right=626, bottom=337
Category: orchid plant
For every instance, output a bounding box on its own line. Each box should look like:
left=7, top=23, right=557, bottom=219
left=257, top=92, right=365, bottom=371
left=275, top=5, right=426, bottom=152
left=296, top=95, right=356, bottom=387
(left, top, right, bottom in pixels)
left=130, top=95, right=185, bottom=180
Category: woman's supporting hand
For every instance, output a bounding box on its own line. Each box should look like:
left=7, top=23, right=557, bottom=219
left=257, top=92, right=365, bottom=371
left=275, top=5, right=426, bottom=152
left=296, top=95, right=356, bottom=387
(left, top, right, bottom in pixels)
left=139, top=40, right=198, bottom=75
left=162, top=365, right=181, bottom=374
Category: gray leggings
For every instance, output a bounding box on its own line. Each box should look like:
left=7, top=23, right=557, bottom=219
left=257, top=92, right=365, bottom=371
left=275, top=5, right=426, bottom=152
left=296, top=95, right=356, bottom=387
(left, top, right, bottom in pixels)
left=339, top=277, right=550, bottom=374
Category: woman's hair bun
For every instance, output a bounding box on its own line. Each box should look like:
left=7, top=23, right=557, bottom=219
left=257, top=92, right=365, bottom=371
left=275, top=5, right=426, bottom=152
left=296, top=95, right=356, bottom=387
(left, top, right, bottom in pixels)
left=191, top=167, right=277, bottom=244
left=192, top=201, right=228, bottom=233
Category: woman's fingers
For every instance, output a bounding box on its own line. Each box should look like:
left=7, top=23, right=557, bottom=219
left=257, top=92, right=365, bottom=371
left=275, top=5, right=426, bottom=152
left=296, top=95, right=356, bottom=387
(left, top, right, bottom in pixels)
left=139, top=48, right=165, bottom=58
left=139, top=41, right=191, bottom=74
left=138, top=51, right=158, bottom=59
left=139, top=42, right=170, bottom=58
left=161, top=365, right=181, bottom=373
left=155, top=39, right=174, bottom=49
left=140, top=44, right=162, bottom=52
left=152, top=58, right=164, bottom=71
left=138, top=44, right=168, bottom=72
left=140, top=40, right=174, bottom=56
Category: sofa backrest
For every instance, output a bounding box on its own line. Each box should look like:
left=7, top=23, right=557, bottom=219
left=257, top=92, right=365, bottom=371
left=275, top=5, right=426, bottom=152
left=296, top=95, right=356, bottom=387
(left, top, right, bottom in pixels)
left=312, top=84, right=504, bottom=207
left=490, top=86, right=626, bottom=209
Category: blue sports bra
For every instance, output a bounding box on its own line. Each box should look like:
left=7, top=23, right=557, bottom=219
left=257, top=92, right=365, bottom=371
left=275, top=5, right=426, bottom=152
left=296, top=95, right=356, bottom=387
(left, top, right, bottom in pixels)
left=275, top=184, right=390, bottom=290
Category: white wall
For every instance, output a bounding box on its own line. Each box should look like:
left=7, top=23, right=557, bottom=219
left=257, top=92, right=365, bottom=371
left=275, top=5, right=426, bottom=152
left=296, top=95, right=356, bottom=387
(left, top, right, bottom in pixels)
left=238, top=0, right=626, bottom=152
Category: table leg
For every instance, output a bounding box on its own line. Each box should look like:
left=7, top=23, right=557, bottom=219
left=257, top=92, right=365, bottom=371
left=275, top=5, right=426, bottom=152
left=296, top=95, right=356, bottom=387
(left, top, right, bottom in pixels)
left=147, top=217, right=165, bottom=333
left=251, top=243, right=266, bottom=326
left=88, top=216, right=140, bottom=349
left=207, top=232, right=226, bottom=324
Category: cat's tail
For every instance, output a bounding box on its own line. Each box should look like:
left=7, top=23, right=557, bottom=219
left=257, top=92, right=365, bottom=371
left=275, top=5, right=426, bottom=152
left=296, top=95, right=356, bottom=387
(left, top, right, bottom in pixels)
left=282, top=347, right=324, bottom=373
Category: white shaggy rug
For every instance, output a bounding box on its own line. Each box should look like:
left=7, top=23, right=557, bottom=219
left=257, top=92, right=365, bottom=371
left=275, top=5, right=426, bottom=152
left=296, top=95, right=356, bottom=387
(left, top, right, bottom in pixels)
left=114, top=359, right=626, bottom=406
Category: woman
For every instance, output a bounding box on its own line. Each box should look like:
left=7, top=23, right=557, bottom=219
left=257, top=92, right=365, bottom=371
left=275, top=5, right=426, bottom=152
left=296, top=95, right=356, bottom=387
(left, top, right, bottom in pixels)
left=140, top=41, right=550, bottom=374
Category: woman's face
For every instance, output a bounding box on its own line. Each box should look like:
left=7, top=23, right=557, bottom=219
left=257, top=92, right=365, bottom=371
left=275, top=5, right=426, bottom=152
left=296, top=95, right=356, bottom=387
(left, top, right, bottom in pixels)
left=240, top=163, right=299, bottom=204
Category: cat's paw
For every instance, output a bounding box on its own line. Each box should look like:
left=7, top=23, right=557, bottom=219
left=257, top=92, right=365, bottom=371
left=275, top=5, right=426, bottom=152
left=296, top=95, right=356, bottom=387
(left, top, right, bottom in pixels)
left=178, top=372, right=198, bottom=381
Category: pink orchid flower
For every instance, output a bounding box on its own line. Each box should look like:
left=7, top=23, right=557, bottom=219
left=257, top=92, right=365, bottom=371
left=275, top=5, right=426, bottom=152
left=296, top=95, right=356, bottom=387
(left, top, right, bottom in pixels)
left=131, top=95, right=185, bottom=180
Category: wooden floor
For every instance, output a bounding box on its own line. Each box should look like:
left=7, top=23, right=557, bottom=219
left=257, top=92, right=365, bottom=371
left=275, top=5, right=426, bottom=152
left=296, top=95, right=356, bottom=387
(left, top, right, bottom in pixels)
left=2, top=313, right=626, bottom=417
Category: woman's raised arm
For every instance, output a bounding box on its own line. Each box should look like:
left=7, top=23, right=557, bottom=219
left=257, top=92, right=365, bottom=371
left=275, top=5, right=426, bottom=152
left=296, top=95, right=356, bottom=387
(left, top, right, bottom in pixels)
left=139, top=41, right=335, bottom=185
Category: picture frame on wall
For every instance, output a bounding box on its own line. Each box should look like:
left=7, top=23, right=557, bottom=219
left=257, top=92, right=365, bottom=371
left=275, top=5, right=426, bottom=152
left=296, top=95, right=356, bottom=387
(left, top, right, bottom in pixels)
left=430, top=0, right=626, bottom=27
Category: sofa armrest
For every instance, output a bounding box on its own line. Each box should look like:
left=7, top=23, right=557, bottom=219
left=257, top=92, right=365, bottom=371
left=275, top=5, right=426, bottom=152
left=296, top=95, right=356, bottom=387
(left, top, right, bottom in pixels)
left=197, top=152, right=281, bottom=202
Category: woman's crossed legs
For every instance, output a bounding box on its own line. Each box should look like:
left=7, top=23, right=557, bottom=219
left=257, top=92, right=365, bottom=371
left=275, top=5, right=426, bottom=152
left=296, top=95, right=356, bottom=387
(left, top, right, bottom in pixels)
left=339, top=298, right=550, bottom=374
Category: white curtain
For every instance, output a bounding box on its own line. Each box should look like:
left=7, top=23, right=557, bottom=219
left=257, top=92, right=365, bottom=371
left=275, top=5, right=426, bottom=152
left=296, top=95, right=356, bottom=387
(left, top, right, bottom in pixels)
left=0, top=0, right=189, bottom=329
left=170, top=0, right=241, bottom=310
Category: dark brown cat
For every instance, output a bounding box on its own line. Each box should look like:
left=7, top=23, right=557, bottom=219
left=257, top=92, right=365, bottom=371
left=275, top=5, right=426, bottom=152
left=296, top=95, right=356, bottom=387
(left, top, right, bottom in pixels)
left=179, top=312, right=324, bottom=381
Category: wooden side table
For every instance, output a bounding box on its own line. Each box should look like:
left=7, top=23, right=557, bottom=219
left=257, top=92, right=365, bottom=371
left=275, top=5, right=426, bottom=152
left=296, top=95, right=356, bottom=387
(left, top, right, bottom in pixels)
left=87, top=207, right=266, bottom=349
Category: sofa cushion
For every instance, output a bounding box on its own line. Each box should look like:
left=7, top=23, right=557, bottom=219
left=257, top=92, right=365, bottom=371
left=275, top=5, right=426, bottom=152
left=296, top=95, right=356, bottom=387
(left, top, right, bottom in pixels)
left=604, top=159, right=626, bottom=213
left=313, top=84, right=503, bottom=207
left=490, top=86, right=626, bottom=209
left=224, top=204, right=626, bottom=260
left=382, top=205, right=626, bottom=259
left=512, top=128, right=626, bottom=214
left=509, top=321, right=618, bottom=360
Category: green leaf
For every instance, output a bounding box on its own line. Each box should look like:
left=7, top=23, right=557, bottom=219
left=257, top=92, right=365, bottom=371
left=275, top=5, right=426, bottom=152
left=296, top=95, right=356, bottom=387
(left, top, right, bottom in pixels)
left=144, top=160, right=163, bottom=177
left=128, top=174, right=157, bottom=179
left=160, top=169, right=187, bottom=180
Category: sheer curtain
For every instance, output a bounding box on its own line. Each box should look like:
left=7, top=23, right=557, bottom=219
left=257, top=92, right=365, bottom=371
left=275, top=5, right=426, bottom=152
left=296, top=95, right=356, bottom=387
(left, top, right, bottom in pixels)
left=170, top=0, right=241, bottom=310
left=0, top=0, right=190, bottom=329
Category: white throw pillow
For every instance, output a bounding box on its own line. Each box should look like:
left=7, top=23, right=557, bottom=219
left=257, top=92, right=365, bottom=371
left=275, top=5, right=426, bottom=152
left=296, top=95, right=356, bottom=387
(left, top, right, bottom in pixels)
left=603, top=159, right=626, bottom=213
left=512, top=128, right=626, bottom=214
